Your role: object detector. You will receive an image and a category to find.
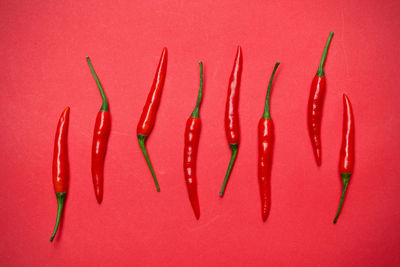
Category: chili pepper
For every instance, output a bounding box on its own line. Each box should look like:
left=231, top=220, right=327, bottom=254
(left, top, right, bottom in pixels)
left=258, top=62, right=280, bottom=222
left=334, top=94, right=354, bottom=223
left=50, top=106, right=70, bottom=242
left=219, top=46, right=243, bottom=197
left=87, top=57, right=111, bottom=204
left=307, top=31, right=334, bottom=166
left=137, top=48, right=168, bottom=192
left=183, top=62, right=204, bottom=220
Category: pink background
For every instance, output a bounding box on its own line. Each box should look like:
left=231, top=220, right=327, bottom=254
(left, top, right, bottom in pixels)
left=1, top=0, right=399, bottom=266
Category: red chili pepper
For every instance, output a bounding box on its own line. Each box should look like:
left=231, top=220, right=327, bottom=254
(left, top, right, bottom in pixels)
left=137, top=48, right=168, bottom=192
left=258, top=62, right=280, bottom=222
left=219, top=46, right=243, bottom=197
left=50, top=106, right=70, bottom=242
left=334, top=94, right=355, bottom=223
left=307, top=31, right=334, bottom=166
left=183, top=62, right=204, bottom=220
left=87, top=57, right=111, bottom=204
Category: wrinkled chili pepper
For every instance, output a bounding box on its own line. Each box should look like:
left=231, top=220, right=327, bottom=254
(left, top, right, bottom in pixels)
left=184, top=62, right=204, bottom=220
left=307, top=31, right=334, bottom=166
left=334, top=94, right=354, bottom=223
left=50, top=106, right=70, bottom=242
left=219, top=46, right=243, bottom=197
left=258, top=62, right=280, bottom=222
left=87, top=57, right=111, bottom=204
left=137, top=48, right=168, bottom=192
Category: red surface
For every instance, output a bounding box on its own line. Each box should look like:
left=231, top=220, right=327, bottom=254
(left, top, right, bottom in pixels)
left=0, top=0, right=399, bottom=266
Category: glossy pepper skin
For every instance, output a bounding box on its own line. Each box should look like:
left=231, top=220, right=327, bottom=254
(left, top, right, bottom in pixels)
left=184, top=62, right=204, bottom=220
left=87, top=57, right=111, bottom=204
left=50, top=106, right=70, bottom=242
left=258, top=62, right=280, bottom=222
left=137, top=48, right=168, bottom=192
left=220, top=46, right=243, bottom=197
left=307, top=31, right=334, bottom=166
left=334, top=94, right=355, bottom=223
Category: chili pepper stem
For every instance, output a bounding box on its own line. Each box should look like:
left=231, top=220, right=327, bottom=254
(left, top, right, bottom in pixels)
left=191, top=62, right=204, bottom=118
left=50, top=192, right=66, bottom=242
left=316, top=31, right=334, bottom=77
left=333, top=173, right=351, bottom=224
left=138, top=135, right=160, bottom=192
left=263, top=62, right=280, bottom=119
left=86, top=57, right=109, bottom=112
left=219, top=143, right=238, bottom=197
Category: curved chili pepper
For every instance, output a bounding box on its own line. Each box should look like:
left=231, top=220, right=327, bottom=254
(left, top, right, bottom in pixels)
left=219, top=46, right=243, bottom=197
left=50, top=106, right=70, bottom=242
left=137, top=48, right=168, bottom=192
left=183, top=62, right=204, bottom=220
left=334, top=94, right=354, bottom=223
left=87, top=57, right=111, bottom=204
left=307, top=31, right=334, bottom=166
left=258, top=62, right=280, bottom=222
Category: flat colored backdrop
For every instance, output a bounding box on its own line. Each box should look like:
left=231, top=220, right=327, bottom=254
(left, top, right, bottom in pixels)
left=0, top=0, right=399, bottom=266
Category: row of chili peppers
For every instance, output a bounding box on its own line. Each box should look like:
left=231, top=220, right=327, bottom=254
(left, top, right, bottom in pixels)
left=50, top=32, right=355, bottom=242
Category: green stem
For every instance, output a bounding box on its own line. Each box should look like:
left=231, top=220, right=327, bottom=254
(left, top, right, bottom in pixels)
left=190, top=62, right=204, bottom=118
left=219, top=144, right=238, bottom=197
left=138, top=135, right=160, bottom=192
left=86, top=57, right=109, bottom=111
left=316, top=31, right=334, bottom=77
left=50, top=192, right=66, bottom=242
left=333, top=173, right=351, bottom=224
left=263, top=62, right=280, bottom=119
